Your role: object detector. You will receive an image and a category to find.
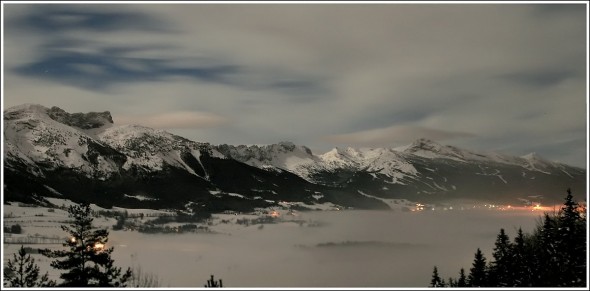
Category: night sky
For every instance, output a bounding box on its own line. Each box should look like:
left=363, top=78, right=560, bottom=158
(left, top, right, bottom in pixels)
left=2, top=2, right=587, bottom=167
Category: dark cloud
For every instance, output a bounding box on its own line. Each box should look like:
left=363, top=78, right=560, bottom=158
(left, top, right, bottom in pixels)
left=343, top=109, right=434, bottom=133
left=497, top=70, right=579, bottom=88
left=7, top=5, right=227, bottom=90
left=13, top=51, right=240, bottom=90
left=8, top=5, right=324, bottom=94
left=531, top=4, right=586, bottom=18
left=7, top=4, right=171, bottom=34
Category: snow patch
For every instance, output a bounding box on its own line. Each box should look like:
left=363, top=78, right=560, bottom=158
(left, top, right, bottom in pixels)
left=123, top=194, right=158, bottom=201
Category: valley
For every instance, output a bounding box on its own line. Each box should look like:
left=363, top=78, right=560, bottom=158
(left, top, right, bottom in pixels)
left=3, top=197, right=549, bottom=287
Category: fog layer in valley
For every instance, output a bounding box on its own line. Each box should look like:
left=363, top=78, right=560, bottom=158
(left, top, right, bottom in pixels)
left=81, top=209, right=542, bottom=287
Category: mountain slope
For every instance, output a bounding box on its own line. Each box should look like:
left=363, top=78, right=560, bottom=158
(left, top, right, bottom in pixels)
left=311, top=139, right=585, bottom=204
left=216, top=138, right=585, bottom=204
left=3, top=104, right=385, bottom=211
left=3, top=104, right=586, bottom=211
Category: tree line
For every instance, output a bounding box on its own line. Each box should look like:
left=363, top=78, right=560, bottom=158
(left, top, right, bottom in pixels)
left=430, top=189, right=587, bottom=287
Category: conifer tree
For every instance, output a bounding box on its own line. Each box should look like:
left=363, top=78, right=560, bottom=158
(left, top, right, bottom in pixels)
left=40, top=202, right=132, bottom=287
left=457, top=268, right=467, bottom=287
left=204, top=274, right=223, bottom=287
left=447, top=277, right=456, bottom=287
left=511, top=227, right=532, bottom=287
left=533, top=212, right=560, bottom=286
left=557, top=189, right=586, bottom=286
left=468, top=248, right=487, bottom=287
left=430, top=266, right=443, bottom=287
left=426, top=189, right=586, bottom=287
left=4, top=245, right=55, bottom=287
left=488, top=228, right=512, bottom=286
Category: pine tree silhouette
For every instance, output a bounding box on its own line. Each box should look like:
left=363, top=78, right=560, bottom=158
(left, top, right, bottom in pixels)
left=205, top=274, right=223, bottom=287
left=557, top=188, right=586, bottom=286
left=40, top=202, right=132, bottom=287
left=489, top=228, right=512, bottom=286
left=430, top=266, right=443, bottom=287
left=468, top=248, right=487, bottom=287
left=428, top=189, right=587, bottom=288
left=457, top=268, right=467, bottom=287
left=4, top=245, right=55, bottom=287
left=511, top=227, right=532, bottom=287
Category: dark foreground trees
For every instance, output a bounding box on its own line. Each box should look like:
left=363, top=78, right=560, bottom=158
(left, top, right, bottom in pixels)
left=429, top=189, right=586, bottom=287
left=40, top=202, right=132, bottom=287
left=205, top=274, right=223, bottom=287
left=3, top=245, right=56, bottom=287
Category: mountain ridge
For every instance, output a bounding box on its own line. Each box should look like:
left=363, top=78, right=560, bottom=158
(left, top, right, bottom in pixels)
left=3, top=104, right=586, bottom=211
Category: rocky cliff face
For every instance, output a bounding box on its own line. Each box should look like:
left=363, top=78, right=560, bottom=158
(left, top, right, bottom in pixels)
left=47, top=106, right=113, bottom=129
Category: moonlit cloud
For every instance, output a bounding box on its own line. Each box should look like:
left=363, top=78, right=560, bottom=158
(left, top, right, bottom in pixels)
left=2, top=3, right=587, bottom=167
left=322, top=125, right=476, bottom=147
left=116, top=111, right=230, bottom=129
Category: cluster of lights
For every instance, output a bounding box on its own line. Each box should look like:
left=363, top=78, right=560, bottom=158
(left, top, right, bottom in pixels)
left=412, top=203, right=425, bottom=212
left=405, top=201, right=564, bottom=213
left=69, top=237, right=105, bottom=251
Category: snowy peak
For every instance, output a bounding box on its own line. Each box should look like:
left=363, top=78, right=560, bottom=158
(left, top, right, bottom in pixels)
left=271, top=141, right=314, bottom=156
left=4, top=103, right=50, bottom=120
left=3, top=104, right=125, bottom=178
left=522, top=152, right=543, bottom=161
left=217, top=141, right=314, bottom=161
left=96, top=124, right=215, bottom=177
left=318, top=146, right=417, bottom=181
left=520, top=152, right=554, bottom=173
left=407, top=138, right=442, bottom=150
left=319, top=147, right=362, bottom=168
left=404, top=138, right=450, bottom=155
left=4, top=104, right=113, bottom=130
left=215, top=141, right=321, bottom=179
left=403, top=138, right=470, bottom=162
left=98, top=124, right=194, bottom=155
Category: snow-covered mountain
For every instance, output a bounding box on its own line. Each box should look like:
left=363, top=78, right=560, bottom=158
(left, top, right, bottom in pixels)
left=3, top=104, right=124, bottom=179
left=4, top=104, right=369, bottom=211
left=217, top=136, right=582, bottom=187
left=97, top=124, right=217, bottom=178
left=216, top=142, right=321, bottom=178
left=3, top=104, right=586, bottom=212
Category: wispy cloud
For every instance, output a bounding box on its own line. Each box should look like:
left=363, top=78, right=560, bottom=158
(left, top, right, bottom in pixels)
left=13, top=51, right=240, bottom=90
left=3, top=3, right=586, bottom=167
left=115, top=111, right=230, bottom=130
left=322, top=125, right=475, bottom=147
